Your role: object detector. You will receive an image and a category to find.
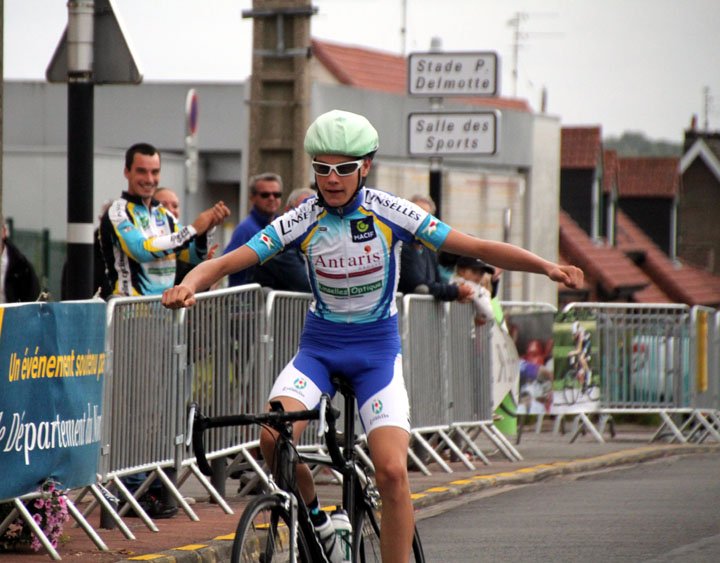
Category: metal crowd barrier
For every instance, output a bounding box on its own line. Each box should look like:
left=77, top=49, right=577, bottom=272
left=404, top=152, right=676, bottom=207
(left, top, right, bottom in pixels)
left=401, top=295, right=520, bottom=472
left=561, top=303, right=720, bottom=444
left=93, top=290, right=720, bottom=530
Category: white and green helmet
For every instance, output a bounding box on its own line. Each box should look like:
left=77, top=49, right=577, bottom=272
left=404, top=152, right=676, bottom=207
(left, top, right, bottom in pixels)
left=304, top=110, right=379, bottom=158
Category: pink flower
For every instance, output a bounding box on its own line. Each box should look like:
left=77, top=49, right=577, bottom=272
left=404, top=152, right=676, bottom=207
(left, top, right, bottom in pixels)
left=34, top=498, right=45, bottom=509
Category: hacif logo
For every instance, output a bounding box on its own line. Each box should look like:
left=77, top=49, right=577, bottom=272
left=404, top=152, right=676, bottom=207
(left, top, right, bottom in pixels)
left=293, top=377, right=308, bottom=390
left=371, top=398, right=383, bottom=415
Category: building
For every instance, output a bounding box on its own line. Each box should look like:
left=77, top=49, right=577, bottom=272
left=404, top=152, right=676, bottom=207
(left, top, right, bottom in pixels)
left=3, top=39, right=564, bottom=304
left=678, top=127, right=720, bottom=275
left=559, top=125, right=720, bottom=307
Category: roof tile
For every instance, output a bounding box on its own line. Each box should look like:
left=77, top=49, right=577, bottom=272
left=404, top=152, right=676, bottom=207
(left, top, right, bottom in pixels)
left=616, top=210, right=720, bottom=305
left=561, top=127, right=602, bottom=169
left=311, top=39, right=531, bottom=111
left=559, top=211, right=652, bottom=296
left=602, top=150, right=618, bottom=194
left=616, top=157, right=680, bottom=198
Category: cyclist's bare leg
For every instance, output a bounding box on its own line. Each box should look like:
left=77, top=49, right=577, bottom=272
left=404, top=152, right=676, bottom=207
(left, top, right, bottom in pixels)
left=578, top=354, right=590, bottom=386
left=259, top=395, right=316, bottom=504
left=367, top=426, right=413, bottom=562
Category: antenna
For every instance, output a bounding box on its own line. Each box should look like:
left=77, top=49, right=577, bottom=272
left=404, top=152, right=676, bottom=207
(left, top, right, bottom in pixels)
left=506, top=11, right=562, bottom=99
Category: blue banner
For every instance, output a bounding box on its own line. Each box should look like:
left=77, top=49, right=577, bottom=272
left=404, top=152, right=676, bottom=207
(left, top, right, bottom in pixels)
left=0, top=302, right=105, bottom=501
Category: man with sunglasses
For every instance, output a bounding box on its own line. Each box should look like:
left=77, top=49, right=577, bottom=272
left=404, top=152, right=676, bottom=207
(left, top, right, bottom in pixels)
left=223, top=172, right=284, bottom=286
left=163, top=109, right=584, bottom=562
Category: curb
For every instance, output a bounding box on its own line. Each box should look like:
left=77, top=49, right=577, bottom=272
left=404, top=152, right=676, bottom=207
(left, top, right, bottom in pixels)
left=409, top=443, right=720, bottom=510
left=117, top=443, right=720, bottom=562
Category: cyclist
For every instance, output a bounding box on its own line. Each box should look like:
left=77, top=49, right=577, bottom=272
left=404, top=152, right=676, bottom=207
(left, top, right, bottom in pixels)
left=162, top=109, right=584, bottom=562
left=568, top=321, right=592, bottom=391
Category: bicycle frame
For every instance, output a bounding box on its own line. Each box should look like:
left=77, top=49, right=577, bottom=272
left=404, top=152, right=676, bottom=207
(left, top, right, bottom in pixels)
left=191, top=394, right=352, bottom=563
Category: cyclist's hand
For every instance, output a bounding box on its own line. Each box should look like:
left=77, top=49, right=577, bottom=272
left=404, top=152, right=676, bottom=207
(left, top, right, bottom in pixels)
left=162, top=284, right=196, bottom=309
left=547, top=264, right=583, bottom=289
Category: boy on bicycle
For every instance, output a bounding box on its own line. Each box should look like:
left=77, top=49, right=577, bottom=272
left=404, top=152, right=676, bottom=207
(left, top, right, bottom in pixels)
left=162, top=109, right=583, bottom=562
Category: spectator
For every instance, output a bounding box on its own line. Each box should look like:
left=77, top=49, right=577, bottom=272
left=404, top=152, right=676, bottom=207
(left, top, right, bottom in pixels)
left=398, top=195, right=473, bottom=302
left=100, top=143, right=229, bottom=297
left=223, top=172, right=283, bottom=287
left=452, top=256, right=496, bottom=323
left=154, top=187, right=219, bottom=286
left=0, top=218, right=41, bottom=303
left=99, top=144, right=229, bottom=518
left=246, top=187, right=314, bottom=292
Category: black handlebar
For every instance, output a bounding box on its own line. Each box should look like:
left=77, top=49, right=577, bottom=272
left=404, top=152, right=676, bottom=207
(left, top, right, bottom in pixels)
left=191, top=396, right=346, bottom=477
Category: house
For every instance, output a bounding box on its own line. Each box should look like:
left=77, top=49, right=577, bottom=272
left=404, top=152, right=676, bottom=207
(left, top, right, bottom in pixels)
left=616, top=157, right=679, bottom=257
left=559, top=125, right=720, bottom=307
left=560, top=126, right=604, bottom=241
left=678, top=127, right=720, bottom=275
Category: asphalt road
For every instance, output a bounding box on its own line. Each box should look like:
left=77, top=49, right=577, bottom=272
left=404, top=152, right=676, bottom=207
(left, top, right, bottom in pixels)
left=416, top=452, right=720, bottom=562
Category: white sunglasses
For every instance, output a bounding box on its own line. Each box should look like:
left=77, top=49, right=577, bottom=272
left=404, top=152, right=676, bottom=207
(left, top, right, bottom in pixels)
left=311, top=159, right=364, bottom=177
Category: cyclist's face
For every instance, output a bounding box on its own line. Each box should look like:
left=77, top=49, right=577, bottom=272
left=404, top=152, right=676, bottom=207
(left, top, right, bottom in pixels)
left=125, top=152, right=161, bottom=204
left=314, top=154, right=370, bottom=208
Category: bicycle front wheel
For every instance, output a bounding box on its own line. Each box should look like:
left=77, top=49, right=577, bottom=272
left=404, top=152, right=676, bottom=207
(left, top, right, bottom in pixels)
left=353, top=504, right=425, bottom=562
left=562, top=371, right=579, bottom=405
left=232, top=494, right=310, bottom=563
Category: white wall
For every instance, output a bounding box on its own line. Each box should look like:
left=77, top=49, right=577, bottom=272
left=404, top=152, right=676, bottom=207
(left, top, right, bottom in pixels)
left=3, top=147, right=185, bottom=240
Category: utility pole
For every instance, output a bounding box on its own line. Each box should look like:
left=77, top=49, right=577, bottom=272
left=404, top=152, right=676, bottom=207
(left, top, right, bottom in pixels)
left=66, top=0, right=95, bottom=300
left=242, top=0, right=317, bottom=200
left=47, top=0, right=141, bottom=300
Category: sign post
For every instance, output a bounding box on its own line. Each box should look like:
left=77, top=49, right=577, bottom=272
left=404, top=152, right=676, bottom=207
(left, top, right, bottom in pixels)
left=406, top=50, right=499, bottom=219
left=46, top=0, right=142, bottom=300
left=185, top=89, right=199, bottom=195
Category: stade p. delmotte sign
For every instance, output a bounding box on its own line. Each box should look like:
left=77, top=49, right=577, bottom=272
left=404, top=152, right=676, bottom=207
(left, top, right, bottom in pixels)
left=0, top=302, right=105, bottom=501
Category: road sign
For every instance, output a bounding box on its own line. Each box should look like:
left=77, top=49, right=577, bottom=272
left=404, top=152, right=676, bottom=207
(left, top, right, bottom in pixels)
left=408, top=112, right=498, bottom=156
left=408, top=52, right=498, bottom=97
left=186, top=89, right=199, bottom=135
left=46, top=0, right=142, bottom=84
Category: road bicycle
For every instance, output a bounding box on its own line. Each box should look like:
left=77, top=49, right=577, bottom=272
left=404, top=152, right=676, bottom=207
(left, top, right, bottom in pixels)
left=562, top=354, right=599, bottom=405
left=191, top=374, right=425, bottom=562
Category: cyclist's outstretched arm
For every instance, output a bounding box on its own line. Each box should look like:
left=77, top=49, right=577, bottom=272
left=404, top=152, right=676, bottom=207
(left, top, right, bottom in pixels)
left=162, top=245, right=259, bottom=309
left=441, top=229, right=583, bottom=289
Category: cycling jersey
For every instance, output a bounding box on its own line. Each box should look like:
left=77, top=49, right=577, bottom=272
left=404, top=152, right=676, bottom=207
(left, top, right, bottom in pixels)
left=100, top=191, right=208, bottom=296
left=247, top=187, right=451, bottom=323
left=253, top=186, right=451, bottom=433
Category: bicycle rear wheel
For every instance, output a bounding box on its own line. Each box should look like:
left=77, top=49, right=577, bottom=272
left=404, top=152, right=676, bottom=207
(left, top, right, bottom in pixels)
left=353, top=504, right=425, bottom=562
left=232, top=494, right=310, bottom=563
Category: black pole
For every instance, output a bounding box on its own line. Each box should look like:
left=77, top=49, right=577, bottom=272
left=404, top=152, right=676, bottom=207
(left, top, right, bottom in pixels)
left=66, top=80, right=95, bottom=300
left=429, top=159, right=442, bottom=220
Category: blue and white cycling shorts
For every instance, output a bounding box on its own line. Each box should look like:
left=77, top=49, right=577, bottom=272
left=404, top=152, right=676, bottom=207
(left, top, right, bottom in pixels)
left=268, top=312, right=411, bottom=435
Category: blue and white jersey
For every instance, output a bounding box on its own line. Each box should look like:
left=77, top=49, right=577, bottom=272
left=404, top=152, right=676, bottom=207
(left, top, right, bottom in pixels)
left=247, top=187, right=451, bottom=323
left=100, top=191, right=208, bottom=296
